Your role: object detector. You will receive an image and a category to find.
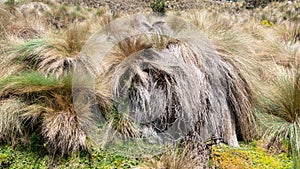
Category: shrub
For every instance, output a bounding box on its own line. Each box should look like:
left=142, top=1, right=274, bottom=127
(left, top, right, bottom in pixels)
left=246, top=0, right=285, bottom=9
left=150, top=0, right=165, bottom=14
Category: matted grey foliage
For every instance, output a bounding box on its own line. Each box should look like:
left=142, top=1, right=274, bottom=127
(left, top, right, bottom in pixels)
left=73, top=13, right=255, bottom=156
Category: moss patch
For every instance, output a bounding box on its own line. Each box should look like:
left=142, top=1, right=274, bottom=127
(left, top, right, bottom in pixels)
left=211, top=142, right=292, bottom=169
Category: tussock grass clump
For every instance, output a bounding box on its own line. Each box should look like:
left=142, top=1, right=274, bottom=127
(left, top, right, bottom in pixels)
left=0, top=72, right=91, bottom=156
left=258, top=66, right=300, bottom=168
left=42, top=109, right=87, bottom=156
left=12, top=38, right=76, bottom=78
left=11, top=23, right=90, bottom=78
left=80, top=14, right=256, bottom=149
left=0, top=5, right=103, bottom=155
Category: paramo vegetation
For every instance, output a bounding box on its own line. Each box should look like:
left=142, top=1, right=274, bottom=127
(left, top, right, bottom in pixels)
left=0, top=0, right=300, bottom=168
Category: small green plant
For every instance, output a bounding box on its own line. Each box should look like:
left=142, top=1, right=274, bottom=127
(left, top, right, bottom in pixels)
left=0, top=153, right=10, bottom=168
left=150, top=0, right=166, bottom=14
